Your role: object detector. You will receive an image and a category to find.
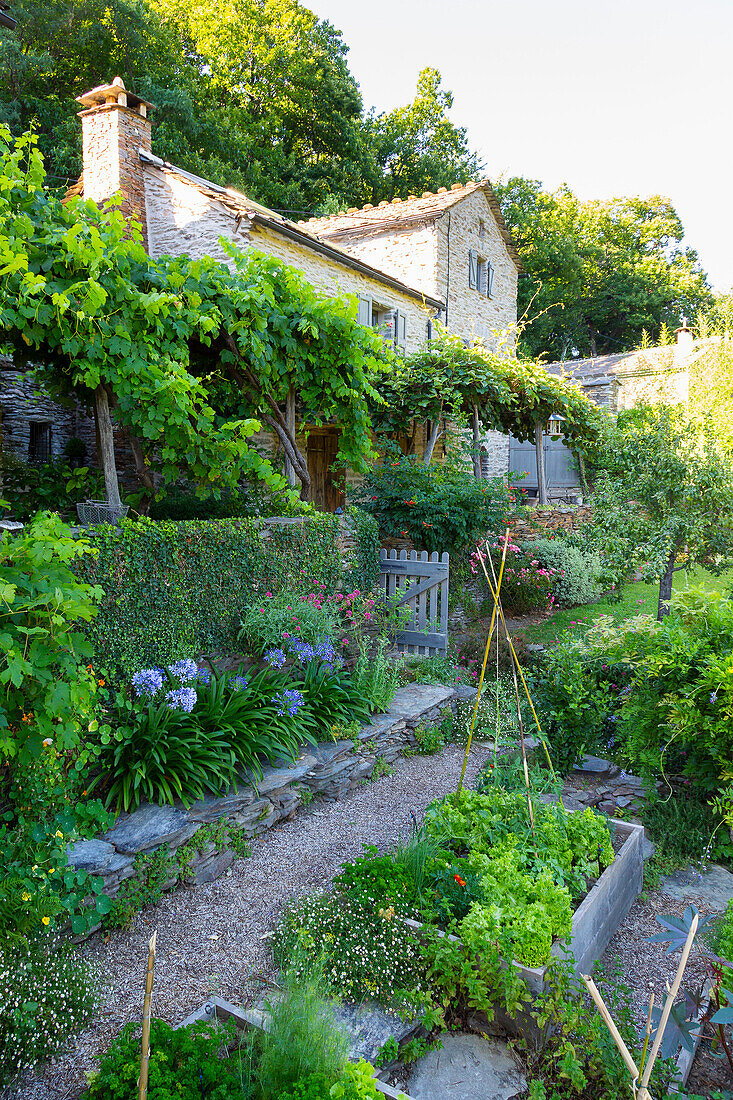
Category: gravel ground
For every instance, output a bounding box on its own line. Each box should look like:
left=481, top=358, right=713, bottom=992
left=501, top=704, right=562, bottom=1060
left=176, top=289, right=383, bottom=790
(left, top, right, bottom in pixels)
left=12, top=743, right=490, bottom=1100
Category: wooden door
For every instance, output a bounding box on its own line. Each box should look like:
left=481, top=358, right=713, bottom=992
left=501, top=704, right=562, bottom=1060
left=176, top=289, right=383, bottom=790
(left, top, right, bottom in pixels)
left=306, top=428, right=345, bottom=512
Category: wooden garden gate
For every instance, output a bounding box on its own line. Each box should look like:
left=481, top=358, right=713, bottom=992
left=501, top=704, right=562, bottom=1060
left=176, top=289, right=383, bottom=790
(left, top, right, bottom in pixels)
left=379, top=549, right=449, bottom=656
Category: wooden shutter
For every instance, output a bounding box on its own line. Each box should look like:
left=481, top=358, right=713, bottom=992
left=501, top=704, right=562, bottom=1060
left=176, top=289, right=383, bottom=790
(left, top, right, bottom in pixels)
left=486, top=262, right=495, bottom=299
left=396, top=310, right=407, bottom=352
left=357, top=295, right=372, bottom=326
left=468, top=249, right=478, bottom=289
left=478, top=260, right=488, bottom=296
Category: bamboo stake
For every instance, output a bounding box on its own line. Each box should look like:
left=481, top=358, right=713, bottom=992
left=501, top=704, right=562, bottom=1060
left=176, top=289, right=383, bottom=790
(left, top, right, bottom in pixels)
left=581, top=975, right=641, bottom=1082
left=477, top=551, right=555, bottom=776
left=138, top=931, right=157, bottom=1100
left=455, top=529, right=510, bottom=799
left=639, top=993, right=655, bottom=1078
left=637, top=911, right=698, bottom=1095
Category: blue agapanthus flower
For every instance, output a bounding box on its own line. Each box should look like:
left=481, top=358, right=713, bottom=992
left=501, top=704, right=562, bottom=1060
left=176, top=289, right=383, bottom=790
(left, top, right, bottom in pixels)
left=287, top=637, right=342, bottom=671
left=230, top=675, right=248, bottom=692
left=264, top=648, right=287, bottom=669
left=168, top=658, right=199, bottom=683
left=132, top=667, right=165, bottom=697
left=165, top=686, right=198, bottom=712
left=196, top=668, right=212, bottom=686
left=273, top=688, right=305, bottom=717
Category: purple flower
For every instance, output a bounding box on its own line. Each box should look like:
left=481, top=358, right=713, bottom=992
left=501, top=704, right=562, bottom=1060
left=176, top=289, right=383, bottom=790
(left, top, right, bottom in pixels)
left=230, top=674, right=248, bottom=692
left=196, top=668, right=212, bottom=686
left=273, top=688, right=305, bottom=717
left=168, top=658, right=199, bottom=683
left=710, top=691, right=718, bottom=704
left=165, top=686, right=198, bottom=712
left=132, top=667, right=164, bottom=697
left=265, top=648, right=287, bottom=669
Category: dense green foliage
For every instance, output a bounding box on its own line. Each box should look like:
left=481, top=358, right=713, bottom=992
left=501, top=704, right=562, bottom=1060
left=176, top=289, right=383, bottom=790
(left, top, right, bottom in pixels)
left=0, top=452, right=103, bottom=522
left=0, top=0, right=477, bottom=213
left=372, top=328, right=607, bottom=453
left=586, top=404, right=733, bottom=618
left=494, top=177, right=712, bottom=359
left=0, top=931, right=99, bottom=1084
left=72, top=515, right=347, bottom=675
left=82, top=1017, right=249, bottom=1099
left=0, top=130, right=389, bottom=498
left=354, top=449, right=512, bottom=554
left=0, top=513, right=101, bottom=761
left=474, top=538, right=560, bottom=615
left=523, top=537, right=603, bottom=608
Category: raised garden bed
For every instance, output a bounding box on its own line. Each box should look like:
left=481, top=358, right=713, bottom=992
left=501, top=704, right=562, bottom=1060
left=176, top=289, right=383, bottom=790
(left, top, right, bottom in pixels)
left=402, top=818, right=644, bottom=1039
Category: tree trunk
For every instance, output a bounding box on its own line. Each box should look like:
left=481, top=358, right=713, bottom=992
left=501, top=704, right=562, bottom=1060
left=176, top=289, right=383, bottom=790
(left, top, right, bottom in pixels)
left=535, top=422, right=548, bottom=505
left=94, top=385, right=122, bottom=511
left=284, top=386, right=298, bottom=489
left=472, top=405, right=482, bottom=479
left=423, top=419, right=441, bottom=465
left=129, top=435, right=155, bottom=513
left=587, top=323, right=598, bottom=357
left=576, top=448, right=589, bottom=497
left=657, top=548, right=677, bottom=620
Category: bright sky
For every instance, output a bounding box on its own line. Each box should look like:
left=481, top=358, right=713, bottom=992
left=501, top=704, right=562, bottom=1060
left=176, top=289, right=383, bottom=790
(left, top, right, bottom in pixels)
left=309, top=0, right=733, bottom=291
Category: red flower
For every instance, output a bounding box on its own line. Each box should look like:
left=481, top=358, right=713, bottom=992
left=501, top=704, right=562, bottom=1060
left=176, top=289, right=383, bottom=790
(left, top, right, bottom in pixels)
left=454, top=874, right=466, bottom=887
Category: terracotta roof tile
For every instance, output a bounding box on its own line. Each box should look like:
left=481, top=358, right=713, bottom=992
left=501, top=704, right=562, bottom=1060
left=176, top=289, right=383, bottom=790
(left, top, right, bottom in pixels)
left=298, top=180, right=522, bottom=271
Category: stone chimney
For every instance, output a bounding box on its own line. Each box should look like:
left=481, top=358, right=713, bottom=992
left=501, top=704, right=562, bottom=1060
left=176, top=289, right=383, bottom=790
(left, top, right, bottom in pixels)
left=674, top=321, right=694, bottom=356
left=75, top=77, right=154, bottom=248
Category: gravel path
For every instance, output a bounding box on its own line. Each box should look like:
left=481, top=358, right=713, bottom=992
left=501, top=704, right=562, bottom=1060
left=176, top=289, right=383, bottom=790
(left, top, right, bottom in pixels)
left=13, top=743, right=490, bottom=1100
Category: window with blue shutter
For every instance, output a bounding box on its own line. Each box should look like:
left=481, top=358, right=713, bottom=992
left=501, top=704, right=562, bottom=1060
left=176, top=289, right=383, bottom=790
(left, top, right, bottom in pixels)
left=477, top=259, right=488, bottom=296
left=487, top=262, right=495, bottom=299
left=357, top=295, right=372, bottom=326
left=468, top=249, right=478, bottom=289
left=395, top=310, right=407, bottom=352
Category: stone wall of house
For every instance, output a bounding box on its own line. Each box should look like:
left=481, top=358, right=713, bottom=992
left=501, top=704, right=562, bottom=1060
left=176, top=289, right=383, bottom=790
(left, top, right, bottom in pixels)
left=144, top=165, right=249, bottom=266
left=0, top=365, right=96, bottom=463
left=143, top=168, right=433, bottom=354
left=79, top=97, right=152, bottom=247
left=66, top=684, right=456, bottom=934
left=437, top=189, right=519, bottom=342
left=333, top=222, right=440, bottom=302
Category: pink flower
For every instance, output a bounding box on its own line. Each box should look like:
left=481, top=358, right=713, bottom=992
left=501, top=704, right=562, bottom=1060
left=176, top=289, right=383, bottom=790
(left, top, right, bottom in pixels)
left=265, top=592, right=273, bottom=598
left=283, top=632, right=290, bottom=639
left=364, top=612, right=372, bottom=619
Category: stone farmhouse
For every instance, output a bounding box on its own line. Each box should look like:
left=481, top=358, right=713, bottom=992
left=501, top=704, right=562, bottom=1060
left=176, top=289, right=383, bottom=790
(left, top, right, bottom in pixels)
left=0, top=77, right=522, bottom=509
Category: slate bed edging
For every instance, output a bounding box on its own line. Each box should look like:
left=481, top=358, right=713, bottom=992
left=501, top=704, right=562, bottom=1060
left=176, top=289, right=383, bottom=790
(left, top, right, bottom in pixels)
left=67, top=685, right=456, bottom=916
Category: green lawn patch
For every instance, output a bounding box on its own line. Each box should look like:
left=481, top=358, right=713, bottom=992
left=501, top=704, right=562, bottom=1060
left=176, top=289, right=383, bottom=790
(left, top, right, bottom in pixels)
left=521, top=567, right=733, bottom=646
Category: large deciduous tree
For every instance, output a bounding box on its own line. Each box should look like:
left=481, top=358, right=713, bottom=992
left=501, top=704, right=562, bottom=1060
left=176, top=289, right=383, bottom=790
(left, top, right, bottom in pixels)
left=495, top=178, right=713, bottom=361
left=0, top=129, right=386, bottom=503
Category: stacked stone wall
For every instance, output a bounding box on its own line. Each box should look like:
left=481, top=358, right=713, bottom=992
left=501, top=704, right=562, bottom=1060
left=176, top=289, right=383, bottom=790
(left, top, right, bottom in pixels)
left=67, top=685, right=456, bottom=932
left=510, top=504, right=594, bottom=540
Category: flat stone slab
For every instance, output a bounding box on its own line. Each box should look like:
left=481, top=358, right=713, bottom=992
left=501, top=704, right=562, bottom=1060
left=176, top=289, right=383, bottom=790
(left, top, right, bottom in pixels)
left=331, top=1002, right=416, bottom=1065
left=572, top=755, right=621, bottom=780
left=387, top=684, right=454, bottom=720
left=105, top=803, right=198, bottom=854
left=67, top=839, right=115, bottom=873
left=661, top=863, right=733, bottom=913
left=405, top=1033, right=526, bottom=1100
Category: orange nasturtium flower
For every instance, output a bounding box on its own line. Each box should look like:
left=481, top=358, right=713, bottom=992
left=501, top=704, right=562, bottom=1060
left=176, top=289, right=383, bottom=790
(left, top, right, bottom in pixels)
left=454, top=874, right=466, bottom=887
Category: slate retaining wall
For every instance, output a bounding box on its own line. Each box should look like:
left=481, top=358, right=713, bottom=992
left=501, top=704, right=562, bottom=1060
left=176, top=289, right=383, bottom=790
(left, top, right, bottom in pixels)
left=67, top=684, right=456, bottom=912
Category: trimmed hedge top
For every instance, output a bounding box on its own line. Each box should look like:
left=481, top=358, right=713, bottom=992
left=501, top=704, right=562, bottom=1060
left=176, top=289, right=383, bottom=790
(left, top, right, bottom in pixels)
left=74, top=510, right=378, bottom=675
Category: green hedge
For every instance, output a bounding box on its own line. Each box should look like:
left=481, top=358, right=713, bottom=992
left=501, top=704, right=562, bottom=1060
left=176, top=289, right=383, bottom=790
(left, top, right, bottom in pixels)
left=74, top=510, right=378, bottom=676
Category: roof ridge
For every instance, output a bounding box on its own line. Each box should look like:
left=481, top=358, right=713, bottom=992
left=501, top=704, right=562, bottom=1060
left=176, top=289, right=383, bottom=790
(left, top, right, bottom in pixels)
left=300, top=180, right=485, bottom=226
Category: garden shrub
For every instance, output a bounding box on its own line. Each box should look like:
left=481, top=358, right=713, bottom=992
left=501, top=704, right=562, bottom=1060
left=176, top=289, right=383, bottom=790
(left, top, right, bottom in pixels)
left=0, top=452, right=104, bottom=522
left=0, top=513, right=102, bottom=763
left=354, top=449, right=513, bottom=554
left=240, top=591, right=340, bottom=654
left=523, top=536, right=603, bottom=607
left=0, top=931, right=100, bottom=1083
left=81, top=1017, right=251, bottom=1099
left=472, top=539, right=560, bottom=615
left=73, top=512, right=374, bottom=676
left=148, top=480, right=298, bottom=521
left=530, top=613, right=657, bottom=775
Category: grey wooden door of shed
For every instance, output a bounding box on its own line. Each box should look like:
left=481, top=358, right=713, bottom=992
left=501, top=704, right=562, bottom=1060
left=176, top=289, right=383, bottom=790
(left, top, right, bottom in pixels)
left=379, top=549, right=449, bottom=656
left=508, top=434, right=579, bottom=490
